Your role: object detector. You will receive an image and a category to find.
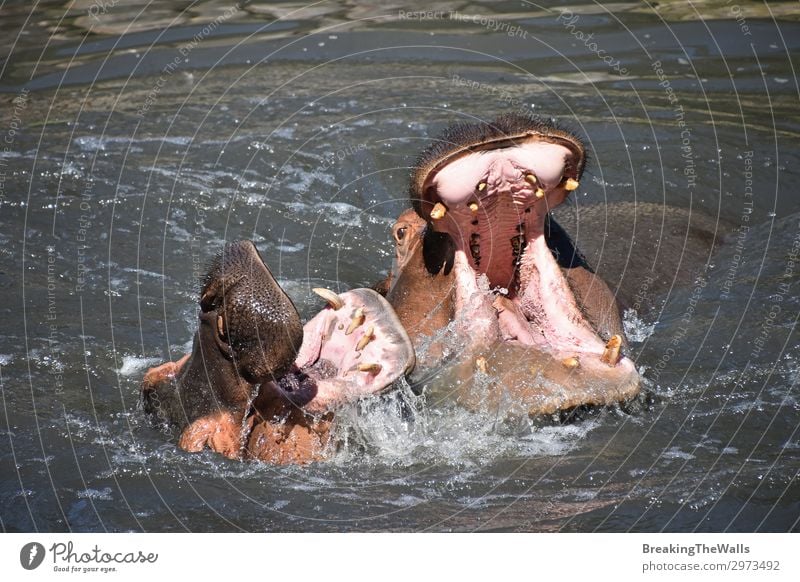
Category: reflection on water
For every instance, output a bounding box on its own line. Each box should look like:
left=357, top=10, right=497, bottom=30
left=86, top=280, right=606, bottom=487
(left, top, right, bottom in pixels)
left=0, top=1, right=798, bottom=532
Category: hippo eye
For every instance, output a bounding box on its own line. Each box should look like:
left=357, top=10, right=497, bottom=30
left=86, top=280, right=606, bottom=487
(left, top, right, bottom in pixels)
left=394, top=226, right=407, bottom=243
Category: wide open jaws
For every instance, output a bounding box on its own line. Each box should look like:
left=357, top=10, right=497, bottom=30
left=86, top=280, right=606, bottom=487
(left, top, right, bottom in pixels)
left=411, top=116, right=632, bottom=373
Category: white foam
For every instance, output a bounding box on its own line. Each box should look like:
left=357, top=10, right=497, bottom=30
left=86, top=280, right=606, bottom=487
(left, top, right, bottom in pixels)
left=118, top=355, right=163, bottom=377
left=623, top=308, right=656, bottom=343
left=77, top=487, right=113, bottom=501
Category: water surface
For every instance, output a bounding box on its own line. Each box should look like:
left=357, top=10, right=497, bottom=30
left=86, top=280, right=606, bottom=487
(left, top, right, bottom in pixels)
left=1, top=0, right=798, bottom=532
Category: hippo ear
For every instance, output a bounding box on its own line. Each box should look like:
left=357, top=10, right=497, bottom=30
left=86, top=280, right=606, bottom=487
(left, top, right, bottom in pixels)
left=422, top=227, right=455, bottom=276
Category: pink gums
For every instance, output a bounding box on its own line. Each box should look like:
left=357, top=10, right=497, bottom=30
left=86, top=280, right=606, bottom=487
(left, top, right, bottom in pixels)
left=427, top=143, right=611, bottom=358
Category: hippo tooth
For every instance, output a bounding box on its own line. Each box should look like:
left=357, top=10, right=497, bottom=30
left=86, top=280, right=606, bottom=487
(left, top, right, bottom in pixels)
left=600, top=335, right=623, bottom=366
left=564, top=178, right=580, bottom=191
left=535, top=188, right=545, bottom=199
left=475, top=356, right=488, bottom=374
left=312, top=287, right=344, bottom=310
left=469, top=202, right=479, bottom=213
left=217, top=315, right=226, bottom=338
left=430, top=202, right=447, bottom=220
left=469, top=233, right=481, bottom=265
left=345, top=307, right=365, bottom=335
left=561, top=356, right=580, bottom=369
left=477, top=181, right=487, bottom=192
left=356, top=362, right=382, bottom=374
left=356, top=325, right=375, bottom=351
left=524, top=173, right=537, bottom=185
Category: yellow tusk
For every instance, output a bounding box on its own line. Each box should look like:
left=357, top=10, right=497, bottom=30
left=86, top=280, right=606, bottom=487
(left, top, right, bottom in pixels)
left=561, top=356, right=580, bottom=369
left=345, top=307, right=365, bottom=335
left=356, top=363, right=382, bottom=374
left=564, top=178, right=580, bottom=191
left=600, top=335, right=622, bottom=366
left=356, top=326, right=375, bottom=351
left=312, top=287, right=344, bottom=310
left=430, top=202, right=447, bottom=220
left=535, top=188, right=545, bottom=199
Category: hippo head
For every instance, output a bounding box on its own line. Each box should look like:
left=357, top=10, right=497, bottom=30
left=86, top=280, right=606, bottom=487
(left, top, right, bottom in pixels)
left=195, top=240, right=304, bottom=400
left=397, top=114, right=639, bottom=414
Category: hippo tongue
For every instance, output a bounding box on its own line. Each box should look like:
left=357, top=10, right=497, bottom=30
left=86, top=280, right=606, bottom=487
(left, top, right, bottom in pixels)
left=276, top=289, right=415, bottom=413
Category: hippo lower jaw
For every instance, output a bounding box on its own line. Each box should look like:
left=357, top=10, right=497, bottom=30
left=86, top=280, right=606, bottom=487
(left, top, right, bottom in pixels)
left=276, top=288, right=416, bottom=414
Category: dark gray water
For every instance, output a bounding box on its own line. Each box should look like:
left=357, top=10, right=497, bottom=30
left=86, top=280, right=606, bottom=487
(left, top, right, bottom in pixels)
left=1, top=0, right=798, bottom=532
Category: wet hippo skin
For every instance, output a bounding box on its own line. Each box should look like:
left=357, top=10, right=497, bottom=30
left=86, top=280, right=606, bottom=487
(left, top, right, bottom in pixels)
left=142, top=241, right=414, bottom=464
left=378, top=114, right=656, bottom=415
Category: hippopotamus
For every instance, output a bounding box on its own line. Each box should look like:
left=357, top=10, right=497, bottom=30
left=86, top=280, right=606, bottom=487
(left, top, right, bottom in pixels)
left=377, top=114, right=639, bottom=415
left=142, top=240, right=414, bottom=464
left=376, top=114, right=723, bottom=416
left=143, top=113, right=722, bottom=463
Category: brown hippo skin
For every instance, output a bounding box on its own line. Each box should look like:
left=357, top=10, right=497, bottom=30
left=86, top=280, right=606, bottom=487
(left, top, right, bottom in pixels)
left=378, top=114, right=643, bottom=416
left=142, top=241, right=414, bottom=464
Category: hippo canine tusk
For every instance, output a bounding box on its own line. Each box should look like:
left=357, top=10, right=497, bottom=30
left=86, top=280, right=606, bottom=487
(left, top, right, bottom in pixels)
left=356, top=325, right=375, bottom=351
left=346, top=307, right=365, bottom=335
left=312, top=287, right=344, bottom=310
left=600, top=335, right=622, bottom=366
left=430, top=202, right=448, bottom=220
left=561, top=356, right=580, bottom=369
left=564, top=178, right=580, bottom=191
left=356, top=363, right=382, bottom=374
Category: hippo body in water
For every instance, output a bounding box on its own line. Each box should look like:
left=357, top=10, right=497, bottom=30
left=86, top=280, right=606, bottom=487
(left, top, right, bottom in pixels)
left=377, top=114, right=720, bottom=416
left=142, top=241, right=414, bottom=464
left=143, top=114, right=721, bottom=462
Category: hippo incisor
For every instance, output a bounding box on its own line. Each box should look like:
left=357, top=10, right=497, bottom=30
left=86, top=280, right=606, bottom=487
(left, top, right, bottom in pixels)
left=142, top=241, right=414, bottom=464
left=378, top=114, right=642, bottom=415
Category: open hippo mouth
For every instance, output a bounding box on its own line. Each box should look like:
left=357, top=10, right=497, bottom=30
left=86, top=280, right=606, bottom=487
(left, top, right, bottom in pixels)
left=204, top=241, right=415, bottom=415
left=142, top=240, right=415, bottom=462
left=411, top=115, right=638, bottom=399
